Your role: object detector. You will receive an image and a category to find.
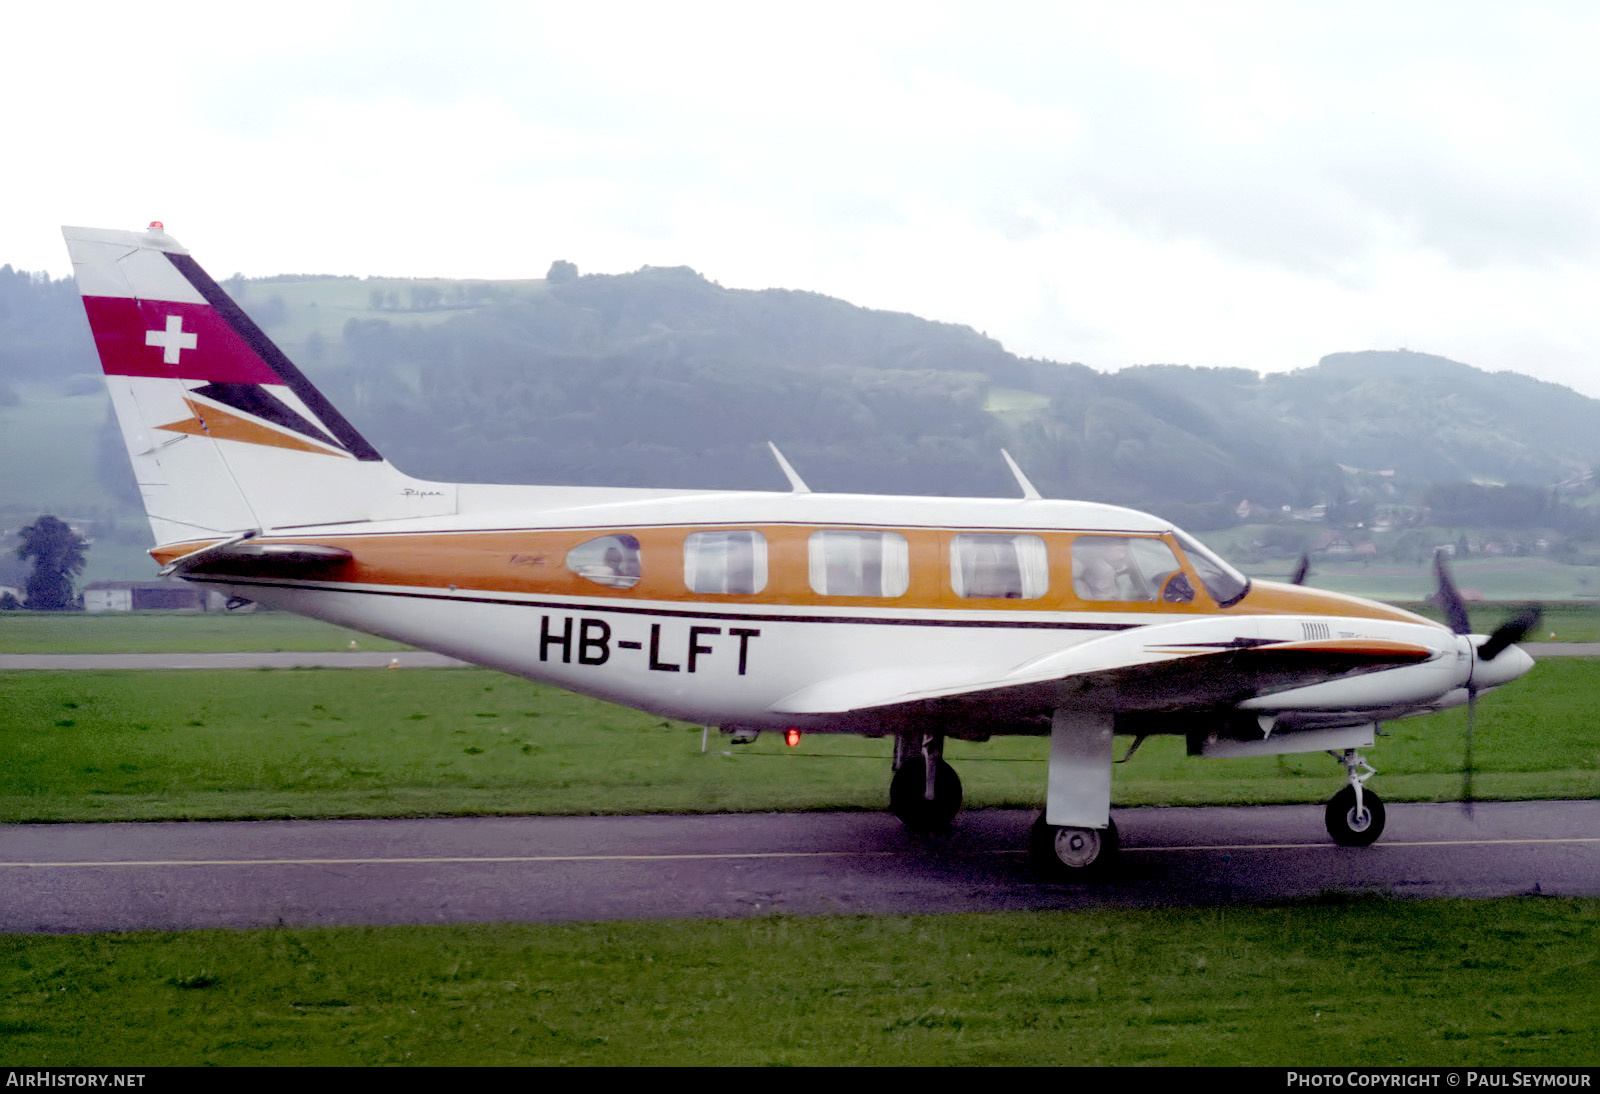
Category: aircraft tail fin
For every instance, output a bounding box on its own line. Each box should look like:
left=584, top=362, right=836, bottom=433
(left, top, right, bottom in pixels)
left=63, top=224, right=457, bottom=546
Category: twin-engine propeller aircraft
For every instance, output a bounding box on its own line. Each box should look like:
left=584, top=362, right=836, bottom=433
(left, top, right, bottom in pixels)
left=63, top=222, right=1540, bottom=877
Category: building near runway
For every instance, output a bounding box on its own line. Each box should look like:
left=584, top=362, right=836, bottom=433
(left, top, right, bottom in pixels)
left=82, top=580, right=233, bottom=612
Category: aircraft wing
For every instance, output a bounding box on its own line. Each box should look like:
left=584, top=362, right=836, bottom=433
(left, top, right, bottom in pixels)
left=769, top=616, right=1442, bottom=721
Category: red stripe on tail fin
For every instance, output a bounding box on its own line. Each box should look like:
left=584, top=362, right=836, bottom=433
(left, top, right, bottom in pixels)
left=81, top=297, right=279, bottom=385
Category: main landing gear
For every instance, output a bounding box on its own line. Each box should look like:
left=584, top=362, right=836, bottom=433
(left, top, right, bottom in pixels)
left=888, top=732, right=962, bottom=831
left=1326, top=748, right=1386, bottom=847
left=886, top=724, right=1121, bottom=880
left=1029, top=813, right=1119, bottom=879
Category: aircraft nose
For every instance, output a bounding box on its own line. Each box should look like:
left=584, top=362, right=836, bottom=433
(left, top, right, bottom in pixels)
left=1474, top=641, right=1535, bottom=689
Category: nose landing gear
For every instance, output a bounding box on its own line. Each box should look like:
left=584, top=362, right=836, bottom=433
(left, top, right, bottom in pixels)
left=1326, top=748, right=1386, bottom=846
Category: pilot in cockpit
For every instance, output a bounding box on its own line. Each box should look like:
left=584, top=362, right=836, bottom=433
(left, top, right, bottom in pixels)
left=1073, top=537, right=1143, bottom=601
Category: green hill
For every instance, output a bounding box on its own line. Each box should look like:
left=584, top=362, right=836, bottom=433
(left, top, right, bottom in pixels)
left=4, top=260, right=1600, bottom=593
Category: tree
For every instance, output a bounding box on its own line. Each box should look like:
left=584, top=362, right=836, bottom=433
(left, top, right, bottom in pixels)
left=546, top=260, right=579, bottom=284
left=16, top=515, right=87, bottom=610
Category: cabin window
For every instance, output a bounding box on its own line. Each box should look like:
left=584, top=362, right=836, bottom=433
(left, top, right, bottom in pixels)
left=808, top=530, right=911, bottom=597
left=950, top=533, right=1048, bottom=599
left=684, top=531, right=768, bottom=594
left=1071, top=536, right=1191, bottom=603
left=566, top=534, right=642, bottom=589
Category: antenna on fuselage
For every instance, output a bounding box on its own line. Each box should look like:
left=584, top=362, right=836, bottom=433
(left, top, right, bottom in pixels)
left=1001, top=449, right=1042, bottom=500
left=767, top=442, right=812, bottom=494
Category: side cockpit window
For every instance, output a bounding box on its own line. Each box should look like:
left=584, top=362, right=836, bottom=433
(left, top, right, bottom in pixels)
left=808, top=531, right=911, bottom=597
left=1071, top=536, right=1192, bottom=603
left=566, top=534, right=642, bottom=589
left=950, top=533, right=1048, bottom=599
left=684, top=531, right=768, bottom=594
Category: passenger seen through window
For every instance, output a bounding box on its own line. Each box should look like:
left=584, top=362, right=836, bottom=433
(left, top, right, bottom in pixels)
left=566, top=534, right=641, bottom=589
left=1071, top=536, right=1190, bottom=603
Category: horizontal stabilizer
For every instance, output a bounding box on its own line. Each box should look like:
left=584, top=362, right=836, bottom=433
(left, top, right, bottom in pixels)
left=160, top=537, right=353, bottom=578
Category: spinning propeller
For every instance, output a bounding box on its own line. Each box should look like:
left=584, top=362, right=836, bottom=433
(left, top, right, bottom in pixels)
left=1431, top=550, right=1541, bottom=815
left=1290, top=552, right=1311, bottom=585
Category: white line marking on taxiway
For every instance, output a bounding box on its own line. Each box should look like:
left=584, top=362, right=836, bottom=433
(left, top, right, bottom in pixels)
left=2, top=836, right=1595, bottom=869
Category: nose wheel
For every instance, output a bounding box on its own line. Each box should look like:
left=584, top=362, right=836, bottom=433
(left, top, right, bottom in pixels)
left=1325, top=785, right=1386, bottom=846
left=1325, top=748, right=1385, bottom=846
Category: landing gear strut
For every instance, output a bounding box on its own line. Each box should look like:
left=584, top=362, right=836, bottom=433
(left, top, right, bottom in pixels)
left=1325, top=748, right=1386, bottom=846
left=889, top=732, right=962, bottom=831
left=1028, top=708, right=1119, bottom=879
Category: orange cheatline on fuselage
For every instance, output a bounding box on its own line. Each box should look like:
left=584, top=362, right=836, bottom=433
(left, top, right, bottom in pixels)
left=150, top=524, right=1441, bottom=629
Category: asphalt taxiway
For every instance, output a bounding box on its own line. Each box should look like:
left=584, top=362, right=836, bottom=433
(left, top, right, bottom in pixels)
left=3, top=800, right=1597, bottom=934
left=4, top=648, right=1595, bottom=933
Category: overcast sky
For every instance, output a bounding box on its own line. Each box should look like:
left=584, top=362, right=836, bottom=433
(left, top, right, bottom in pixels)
left=10, top=1, right=1600, bottom=395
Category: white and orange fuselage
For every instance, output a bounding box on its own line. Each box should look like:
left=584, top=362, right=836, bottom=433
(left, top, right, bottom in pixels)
left=63, top=222, right=1535, bottom=865
left=146, top=496, right=1495, bottom=736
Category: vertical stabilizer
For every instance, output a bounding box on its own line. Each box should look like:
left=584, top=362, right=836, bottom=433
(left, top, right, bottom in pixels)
left=63, top=224, right=458, bottom=544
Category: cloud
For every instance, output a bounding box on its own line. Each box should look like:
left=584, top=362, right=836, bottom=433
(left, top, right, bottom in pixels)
left=12, top=1, right=1600, bottom=396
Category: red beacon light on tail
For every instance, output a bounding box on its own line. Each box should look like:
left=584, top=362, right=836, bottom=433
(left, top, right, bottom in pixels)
left=785, top=728, right=802, bottom=748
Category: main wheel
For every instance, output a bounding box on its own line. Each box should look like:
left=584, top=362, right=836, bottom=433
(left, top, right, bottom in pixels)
left=1325, top=785, right=1386, bottom=846
left=1029, top=813, right=1119, bottom=880
left=889, top=757, right=962, bottom=831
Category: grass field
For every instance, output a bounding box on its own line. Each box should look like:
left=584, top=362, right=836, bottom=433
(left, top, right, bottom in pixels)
left=0, top=385, right=115, bottom=514
left=1392, top=600, right=1600, bottom=642
left=3, top=898, right=1596, bottom=1065
left=3, top=658, right=1596, bottom=824
left=2, top=613, right=1595, bottom=1069
left=0, top=611, right=412, bottom=654
left=1243, top=554, right=1600, bottom=602
left=983, top=385, right=1053, bottom=419
left=3, top=597, right=1597, bottom=656
left=242, top=276, right=549, bottom=348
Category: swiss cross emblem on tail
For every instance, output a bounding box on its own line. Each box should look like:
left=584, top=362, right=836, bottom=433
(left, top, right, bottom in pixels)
left=146, top=314, right=197, bottom=364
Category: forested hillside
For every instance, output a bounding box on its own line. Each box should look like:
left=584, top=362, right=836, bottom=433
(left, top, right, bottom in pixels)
left=4, top=259, right=1600, bottom=585
left=325, top=265, right=1019, bottom=498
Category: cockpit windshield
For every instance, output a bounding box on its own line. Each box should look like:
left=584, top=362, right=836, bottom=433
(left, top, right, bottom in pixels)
left=1172, top=527, right=1250, bottom=607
